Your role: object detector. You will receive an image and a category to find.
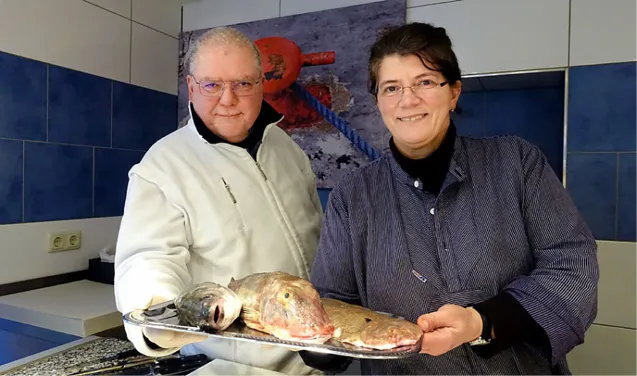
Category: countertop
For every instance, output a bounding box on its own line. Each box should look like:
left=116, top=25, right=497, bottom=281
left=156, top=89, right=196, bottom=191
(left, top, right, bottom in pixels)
left=0, top=280, right=122, bottom=337
left=0, top=336, right=135, bottom=375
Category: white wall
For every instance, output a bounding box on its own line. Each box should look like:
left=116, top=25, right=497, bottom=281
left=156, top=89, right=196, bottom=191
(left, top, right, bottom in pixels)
left=183, top=0, right=635, bottom=75
left=180, top=0, right=636, bottom=374
left=0, top=0, right=181, bottom=95
left=0, top=0, right=183, bottom=285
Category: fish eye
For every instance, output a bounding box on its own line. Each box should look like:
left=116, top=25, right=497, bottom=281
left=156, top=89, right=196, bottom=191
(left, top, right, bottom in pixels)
left=284, top=292, right=290, bottom=299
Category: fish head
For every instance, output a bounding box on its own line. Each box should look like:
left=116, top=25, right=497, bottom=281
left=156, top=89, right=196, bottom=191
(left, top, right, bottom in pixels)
left=260, top=278, right=335, bottom=343
left=199, top=289, right=243, bottom=330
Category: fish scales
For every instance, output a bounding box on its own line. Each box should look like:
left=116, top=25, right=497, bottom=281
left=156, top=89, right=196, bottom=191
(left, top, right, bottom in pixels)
left=321, top=298, right=423, bottom=350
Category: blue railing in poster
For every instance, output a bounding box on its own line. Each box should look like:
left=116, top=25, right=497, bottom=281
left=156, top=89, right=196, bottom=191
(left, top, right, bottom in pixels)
left=291, top=82, right=381, bottom=161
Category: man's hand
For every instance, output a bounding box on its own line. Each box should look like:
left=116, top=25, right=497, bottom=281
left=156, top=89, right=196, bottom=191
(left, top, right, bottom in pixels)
left=417, top=304, right=482, bottom=356
left=142, top=327, right=208, bottom=349
left=140, top=296, right=208, bottom=350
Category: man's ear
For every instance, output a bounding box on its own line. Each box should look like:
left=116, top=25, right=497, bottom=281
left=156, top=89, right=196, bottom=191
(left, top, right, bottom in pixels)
left=187, top=75, right=195, bottom=101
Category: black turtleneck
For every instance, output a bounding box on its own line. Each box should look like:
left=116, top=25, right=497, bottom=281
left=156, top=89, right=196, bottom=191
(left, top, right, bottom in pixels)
left=190, top=101, right=283, bottom=159
left=390, top=121, right=457, bottom=195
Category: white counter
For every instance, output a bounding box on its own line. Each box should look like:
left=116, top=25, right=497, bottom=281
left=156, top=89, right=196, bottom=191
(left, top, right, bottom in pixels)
left=0, top=280, right=122, bottom=337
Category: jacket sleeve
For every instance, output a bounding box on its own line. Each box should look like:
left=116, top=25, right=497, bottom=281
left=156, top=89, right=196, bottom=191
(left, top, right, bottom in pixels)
left=501, top=139, right=599, bottom=364
left=114, top=166, right=192, bottom=357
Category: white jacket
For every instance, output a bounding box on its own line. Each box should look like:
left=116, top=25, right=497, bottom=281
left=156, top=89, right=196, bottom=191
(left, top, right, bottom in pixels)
left=114, top=105, right=323, bottom=374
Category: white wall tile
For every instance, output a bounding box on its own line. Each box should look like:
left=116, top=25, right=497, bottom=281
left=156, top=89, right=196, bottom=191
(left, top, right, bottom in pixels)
left=407, top=0, right=570, bottom=75
left=132, top=0, right=182, bottom=37
left=595, top=241, right=637, bottom=329
left=407, top=0, right=461, bottom=7
left=569, top=0, right=637, bottom=66
left=131, top=23, right=179, bottom=94
left=182, top=0, right=280, bottom=31
left=567, top=324, right=636, bottom=375
left=0, top=0, right=131, bottom=83
left=84, top=0, right=132, bottom=18
left=280, top=0, right=384, bottom=17
left=0, top=217, right=122, bottom=285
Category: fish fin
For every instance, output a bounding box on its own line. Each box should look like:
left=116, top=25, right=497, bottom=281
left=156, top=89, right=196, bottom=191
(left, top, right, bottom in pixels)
left=241, top=307, right=264, bottom=329
left=333, top=327, right=342, bottom=338
left=230, top=277, right=235, bottom=283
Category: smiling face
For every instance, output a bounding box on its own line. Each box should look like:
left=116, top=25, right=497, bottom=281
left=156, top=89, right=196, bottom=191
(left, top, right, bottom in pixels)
left=187, top=44, right=264, bottom=143
left=375, top=54, right=461, bottom=159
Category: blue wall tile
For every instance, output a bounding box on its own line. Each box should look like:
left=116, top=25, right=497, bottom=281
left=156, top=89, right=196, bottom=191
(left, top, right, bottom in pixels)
left=317, top=188, right=331, bottom=211
left=453, top=92, right=485, bottom=138
left=0, top=140, right=23, bottom=224
left=112, top=82, right=177, bottom=150
left=617, top=153, right=636, bottom=241
left=24, top=142, right=93, bottom=222
left=94, top=148, right=144, bottom=217
left=0, top=55, right=177, bottom=224
left=486, top=88, right=565, bottom=178
left=566, top=153, right=617, bottom=240
left=0, top=52, right=46, bottom=141
left=0, top=329, right=58, bottom=366
left=568, top=62, right=636, bottom=152
left=0, top=318, right=79, bottom=345
left=48, top=66, right=111, bottom=147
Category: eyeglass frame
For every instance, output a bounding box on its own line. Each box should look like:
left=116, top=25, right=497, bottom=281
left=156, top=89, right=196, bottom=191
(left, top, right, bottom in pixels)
left=189, top=75, right=263, bottom=97
left=374, top=79, right=448, bottom=100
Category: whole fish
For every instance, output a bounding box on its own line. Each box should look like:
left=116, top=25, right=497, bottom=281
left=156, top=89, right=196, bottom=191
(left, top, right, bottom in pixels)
left=321, top=298, right=423, bottom=350
left=175, top=281, right=243, bottom=331
left=228, top=271, right=338, bottom=343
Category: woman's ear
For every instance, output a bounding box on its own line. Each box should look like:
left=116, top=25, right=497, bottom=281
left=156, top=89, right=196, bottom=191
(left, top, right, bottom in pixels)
left=450, top=81, right=462, bottom=111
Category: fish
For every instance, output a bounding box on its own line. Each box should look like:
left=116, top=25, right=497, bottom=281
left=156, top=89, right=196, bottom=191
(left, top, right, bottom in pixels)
left=228, top=271, right=338, bottom=343
left=321, top=298, right=423, bottom=350
left=174, top=281, right=243, bottom=331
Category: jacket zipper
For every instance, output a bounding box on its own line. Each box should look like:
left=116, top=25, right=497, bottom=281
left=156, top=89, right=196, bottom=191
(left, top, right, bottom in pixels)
left=221, top=177, right=237, bottom=203
left=253, top=156, right=308, bottom=277
left=255, top=161, right=267, bottom=180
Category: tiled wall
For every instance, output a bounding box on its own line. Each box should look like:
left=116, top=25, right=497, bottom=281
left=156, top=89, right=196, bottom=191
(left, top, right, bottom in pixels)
left=566, top=61, right=636, bottom=242
left=0, top=50, right=178, bottom=225
left=454, top=86, right=566, bottom=180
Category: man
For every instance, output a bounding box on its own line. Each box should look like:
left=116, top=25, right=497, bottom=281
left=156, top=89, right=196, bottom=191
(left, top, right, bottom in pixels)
left=114, top=27, right=324, bottom=375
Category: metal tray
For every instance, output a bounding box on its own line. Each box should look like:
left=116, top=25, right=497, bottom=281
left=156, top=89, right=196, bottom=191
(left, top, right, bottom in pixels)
left=123, top=300, right=421, bottom=359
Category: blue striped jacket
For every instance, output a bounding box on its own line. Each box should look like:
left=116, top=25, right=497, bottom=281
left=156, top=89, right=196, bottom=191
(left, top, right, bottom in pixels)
left=311, top=135, right=599, bottom=374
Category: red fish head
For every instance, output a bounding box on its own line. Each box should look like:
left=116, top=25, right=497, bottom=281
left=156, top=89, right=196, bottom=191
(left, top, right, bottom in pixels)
left=260, top=279, right=336, bottom=343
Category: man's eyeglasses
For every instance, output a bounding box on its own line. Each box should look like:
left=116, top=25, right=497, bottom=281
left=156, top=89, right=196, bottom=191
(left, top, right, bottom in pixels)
left=377, top=80, right=448, bottom=99
left=191, top=76, right=262, bottom=97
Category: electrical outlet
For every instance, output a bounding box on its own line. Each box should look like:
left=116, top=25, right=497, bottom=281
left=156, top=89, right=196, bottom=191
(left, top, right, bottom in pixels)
left=49, top=233, right=65, bottom=252
left=48, top=230, right=82, bottom=252
left=66, top=231, right=81, bottom=250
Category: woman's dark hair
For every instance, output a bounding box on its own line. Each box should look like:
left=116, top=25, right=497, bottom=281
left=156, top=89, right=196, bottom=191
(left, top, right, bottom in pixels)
left=368, top=22, right=461, bottom=95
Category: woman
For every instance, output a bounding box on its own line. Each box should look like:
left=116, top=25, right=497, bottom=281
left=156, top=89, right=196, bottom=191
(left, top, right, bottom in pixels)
left=301, top=22, right=599, bottom=375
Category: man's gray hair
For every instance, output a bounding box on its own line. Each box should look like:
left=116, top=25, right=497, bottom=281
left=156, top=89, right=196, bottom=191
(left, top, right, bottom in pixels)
left=185, top=27, right=262, bottom=76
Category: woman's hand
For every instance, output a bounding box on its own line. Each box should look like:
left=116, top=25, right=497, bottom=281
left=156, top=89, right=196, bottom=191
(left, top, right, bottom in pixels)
left=417, top=304, right=483, bottom=356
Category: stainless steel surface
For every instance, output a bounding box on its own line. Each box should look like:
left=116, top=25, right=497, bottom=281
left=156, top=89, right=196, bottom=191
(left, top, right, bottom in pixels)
left=123, top=301, right=421, bottom=360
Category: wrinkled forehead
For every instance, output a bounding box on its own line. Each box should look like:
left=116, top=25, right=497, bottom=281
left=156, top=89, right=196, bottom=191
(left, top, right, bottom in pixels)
left=193, top=44, right=261, bottom=80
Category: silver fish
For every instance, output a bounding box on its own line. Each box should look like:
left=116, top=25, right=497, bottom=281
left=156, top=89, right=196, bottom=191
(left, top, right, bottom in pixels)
left=175, top=281, right=242, bottom=331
